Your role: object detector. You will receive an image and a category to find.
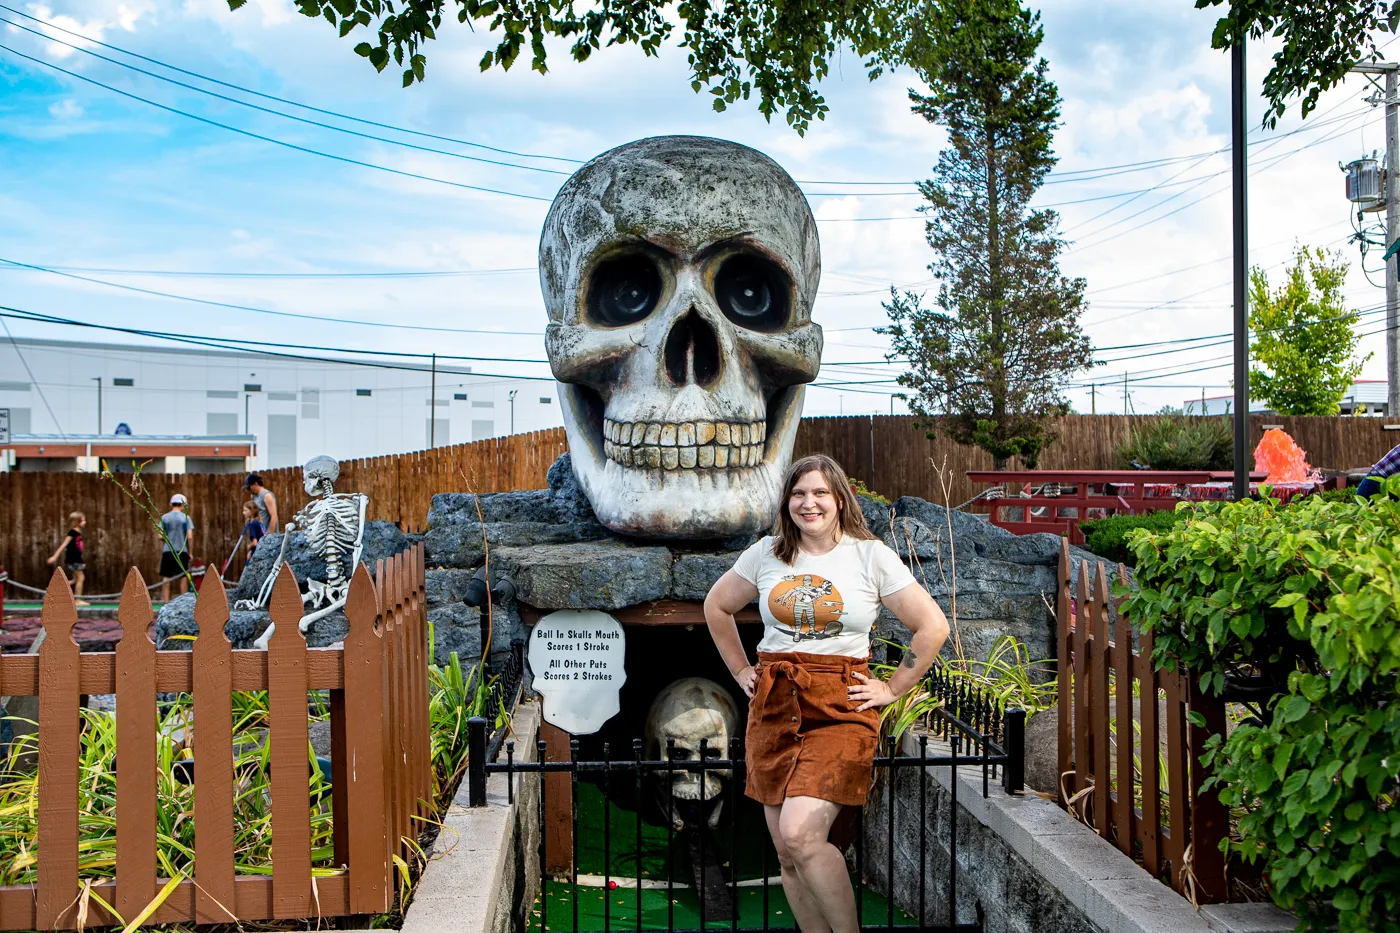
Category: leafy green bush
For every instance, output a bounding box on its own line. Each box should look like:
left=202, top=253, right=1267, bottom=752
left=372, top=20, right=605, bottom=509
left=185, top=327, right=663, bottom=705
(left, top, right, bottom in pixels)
left=1115, top=416, right=1233, bottom=470
left=1077, top=509, right=1187, bottom=564
left=1123, top=480, right=1400, bottom=931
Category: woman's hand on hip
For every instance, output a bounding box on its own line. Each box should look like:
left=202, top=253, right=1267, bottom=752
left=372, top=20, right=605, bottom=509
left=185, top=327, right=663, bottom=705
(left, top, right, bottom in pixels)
left=848, top=671, right=899, bottom=712
left=733, top=664, right=757, bottom=698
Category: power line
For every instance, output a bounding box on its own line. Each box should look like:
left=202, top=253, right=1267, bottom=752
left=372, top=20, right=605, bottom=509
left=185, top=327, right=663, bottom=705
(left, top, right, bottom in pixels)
left=0, top=42, right=555, bottom=203
left=0, top=255, right=548, bottom=335
left=0, top=315, right=66, bottom=436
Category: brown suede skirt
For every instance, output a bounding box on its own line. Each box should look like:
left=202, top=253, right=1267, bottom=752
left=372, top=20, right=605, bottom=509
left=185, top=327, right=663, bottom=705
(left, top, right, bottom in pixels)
left=744, top=650, right=880, bottom=807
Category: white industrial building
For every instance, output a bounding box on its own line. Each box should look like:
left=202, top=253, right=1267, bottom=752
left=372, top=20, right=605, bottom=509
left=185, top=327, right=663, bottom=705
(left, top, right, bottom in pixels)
left=0, top=337, right=561, bottom=470
left=1182, top=380, right=1391, bottom=416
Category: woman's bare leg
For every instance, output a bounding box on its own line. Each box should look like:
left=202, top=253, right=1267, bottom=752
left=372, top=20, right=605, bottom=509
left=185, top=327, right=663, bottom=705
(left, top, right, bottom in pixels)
left=766, top=796, right=858, bottom=933
left=764, top=803, right=831, bottom=933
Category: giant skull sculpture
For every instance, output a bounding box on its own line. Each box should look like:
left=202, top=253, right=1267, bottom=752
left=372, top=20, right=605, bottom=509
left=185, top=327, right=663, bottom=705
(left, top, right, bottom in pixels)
left=541, top=136, right=823, bottom=538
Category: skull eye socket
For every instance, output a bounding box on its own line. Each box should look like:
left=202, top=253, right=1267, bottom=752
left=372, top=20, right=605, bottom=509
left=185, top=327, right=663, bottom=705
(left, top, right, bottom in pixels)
left=587, top=254, right=662, bottom=327
left=714, top=254, right=790, bottom=332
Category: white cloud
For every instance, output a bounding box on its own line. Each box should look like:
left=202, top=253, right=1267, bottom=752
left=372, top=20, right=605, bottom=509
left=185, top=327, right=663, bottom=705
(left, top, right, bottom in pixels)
left=47, top=98, right=83, bottom=118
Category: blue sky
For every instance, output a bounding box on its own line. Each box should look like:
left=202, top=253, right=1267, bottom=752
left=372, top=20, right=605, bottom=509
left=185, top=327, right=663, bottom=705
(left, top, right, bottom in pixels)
left=0, top=0, right=1390, bottom=418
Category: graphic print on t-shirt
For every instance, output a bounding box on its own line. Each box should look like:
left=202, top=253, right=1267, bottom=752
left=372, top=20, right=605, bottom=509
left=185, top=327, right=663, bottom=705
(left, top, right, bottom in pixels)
left=769, top=573, right=846, bottom=642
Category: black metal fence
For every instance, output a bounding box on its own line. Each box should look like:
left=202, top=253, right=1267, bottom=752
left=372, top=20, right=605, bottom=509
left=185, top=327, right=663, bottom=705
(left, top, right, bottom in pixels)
left=465, top=674, right=1026, bottom=933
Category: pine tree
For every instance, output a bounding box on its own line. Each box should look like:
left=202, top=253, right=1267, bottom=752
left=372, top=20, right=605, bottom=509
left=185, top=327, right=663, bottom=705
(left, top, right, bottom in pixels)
left=878, top=0, right=1092, bottom=470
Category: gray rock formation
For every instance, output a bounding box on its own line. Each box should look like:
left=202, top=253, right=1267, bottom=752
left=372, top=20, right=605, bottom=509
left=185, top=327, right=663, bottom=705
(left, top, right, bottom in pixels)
left=230, top=521, right=417, bottom=604
left=154, top=592, right=348, bottom=649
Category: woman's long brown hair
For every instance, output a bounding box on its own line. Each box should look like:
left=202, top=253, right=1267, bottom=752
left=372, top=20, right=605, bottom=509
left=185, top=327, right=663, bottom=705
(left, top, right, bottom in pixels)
left=771, top=453, right=876, bottom=565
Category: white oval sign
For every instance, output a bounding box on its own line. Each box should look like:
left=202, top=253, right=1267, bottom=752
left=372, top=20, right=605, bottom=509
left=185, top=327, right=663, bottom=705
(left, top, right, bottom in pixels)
left=528, top=609, right=627, bottom=735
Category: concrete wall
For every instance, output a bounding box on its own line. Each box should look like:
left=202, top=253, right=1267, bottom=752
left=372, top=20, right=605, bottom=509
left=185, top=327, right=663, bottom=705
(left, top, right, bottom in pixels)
left=863, top=730, right=1294, bottom=933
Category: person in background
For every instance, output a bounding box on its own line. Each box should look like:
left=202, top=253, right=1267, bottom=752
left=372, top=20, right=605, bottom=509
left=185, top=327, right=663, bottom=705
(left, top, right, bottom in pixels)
left=159, top=494, right=195, bottom=603
left=45, top=511, right=89, bottom=606
left=1356, top=443, right=1400, bottom=498
left=242, top=500, right=266, bottom=556
left=244, top=473, right=278, bottom=534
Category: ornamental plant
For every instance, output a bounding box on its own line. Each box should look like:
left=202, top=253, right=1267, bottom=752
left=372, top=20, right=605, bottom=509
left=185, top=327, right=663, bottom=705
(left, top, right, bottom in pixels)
left=1123, top=482, right=1400, bottom=931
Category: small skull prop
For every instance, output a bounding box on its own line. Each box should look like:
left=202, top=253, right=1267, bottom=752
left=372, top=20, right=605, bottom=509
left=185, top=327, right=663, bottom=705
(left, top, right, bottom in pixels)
left=644, top=677, right=739, bottom=829
left=541, top=136, right=823, bottom=538
left=304, top=455, right=338, bottom=496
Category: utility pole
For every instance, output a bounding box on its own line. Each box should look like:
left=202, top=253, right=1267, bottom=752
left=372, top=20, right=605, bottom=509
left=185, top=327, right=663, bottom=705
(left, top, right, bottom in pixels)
left=1122, top=373, right=1128, bottom=414
left=1090, top=384, right=1096, bottom=415
left=1231, top=37, right=1250, bottom=501
left=92, top=377, right=101, bottom=434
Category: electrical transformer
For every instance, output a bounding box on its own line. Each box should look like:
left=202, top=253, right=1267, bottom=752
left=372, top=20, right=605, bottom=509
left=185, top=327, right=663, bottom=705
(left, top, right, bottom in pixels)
left=1344, top=156, right=1387, bottom=212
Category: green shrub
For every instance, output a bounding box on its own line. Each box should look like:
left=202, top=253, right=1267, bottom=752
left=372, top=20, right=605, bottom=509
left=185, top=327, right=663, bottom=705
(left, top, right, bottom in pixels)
left=1123, top=479, right=1400, bottom=931
left=1077, top=509, right=1187, bottom=564
left=1115, top=416, right=1233, bottom=470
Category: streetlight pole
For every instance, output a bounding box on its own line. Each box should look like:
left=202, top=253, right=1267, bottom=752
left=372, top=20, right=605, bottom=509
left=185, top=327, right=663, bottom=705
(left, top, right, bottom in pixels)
left=508, top=389, right=518, bottom=434
left=1231, top=36, right=1250, bottom=500
left=92, top=377, right=101, bottom=434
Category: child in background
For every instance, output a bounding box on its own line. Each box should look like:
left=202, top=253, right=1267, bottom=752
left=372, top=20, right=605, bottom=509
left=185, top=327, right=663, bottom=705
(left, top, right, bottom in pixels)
left=159, top=494, right=196, bottom=604
left=45, top=511, right=89, bottom=605
left=242, top=500, right=266, bottom=556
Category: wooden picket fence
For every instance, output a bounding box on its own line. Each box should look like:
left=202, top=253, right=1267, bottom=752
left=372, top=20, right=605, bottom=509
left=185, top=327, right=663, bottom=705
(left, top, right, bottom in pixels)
left=0, top=543, right=429, bottom=930
left=1055, top=538, right=1229, bottom=903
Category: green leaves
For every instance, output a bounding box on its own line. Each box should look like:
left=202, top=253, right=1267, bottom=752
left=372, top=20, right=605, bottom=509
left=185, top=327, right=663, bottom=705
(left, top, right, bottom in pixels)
left=1132, top=490, right=1400, bottom=931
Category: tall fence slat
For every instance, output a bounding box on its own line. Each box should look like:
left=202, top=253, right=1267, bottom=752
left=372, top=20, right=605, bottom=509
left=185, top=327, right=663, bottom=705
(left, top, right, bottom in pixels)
left=1091, top=564, right=1111, bottom=840
left=193, top=573, right=237, bottom=924
left=1187, top=677, right=1229, bottom=902
left=1111, top=567, right=1133, bottom=857
left=115, top=569, right=157, bottom=920
left=267, top=566, right=312, bottom=919
left=1056, top=539, right=1072, bottom=807
left=1071, top=567, right=1090, bottom=804
left=36, top=570, right=80, bottom=930
left=344, top=563, right=389, bottom=914
left=1138, top=628, right=1161, bottom=878
left=1163, top=671, right=1189, bottom=890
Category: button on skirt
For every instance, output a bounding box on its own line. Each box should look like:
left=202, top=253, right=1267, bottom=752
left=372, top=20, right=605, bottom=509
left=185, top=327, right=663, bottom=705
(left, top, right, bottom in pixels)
left=744, top=650, right=880, bottom=807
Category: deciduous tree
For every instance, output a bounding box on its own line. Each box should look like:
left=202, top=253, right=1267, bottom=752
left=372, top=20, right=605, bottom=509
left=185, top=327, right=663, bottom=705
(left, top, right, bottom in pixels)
left=1198, top=0, right=1400, bottom=125
left=877, top=0, right=1091, bottom=470
left=1248, top=247, right=1369, bottom=416
left=226, top=0, right=918, bottom=133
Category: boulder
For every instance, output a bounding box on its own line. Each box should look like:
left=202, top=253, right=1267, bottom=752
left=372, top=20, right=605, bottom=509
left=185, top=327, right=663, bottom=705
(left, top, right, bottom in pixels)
left=427, top=603, right=484, bottom=665
left=155, top=595, right=348, bottom=650
left=230, top=521, right=415, bottom=604
left=669, top=550, right=746, bottom=601
left=492, top=541, right=673, bottom=610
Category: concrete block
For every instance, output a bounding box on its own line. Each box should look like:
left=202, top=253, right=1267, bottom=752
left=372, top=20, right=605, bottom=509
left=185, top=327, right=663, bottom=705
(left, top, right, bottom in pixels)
left=1030, top=825, right=1146, bottom=913
left=1200, top=902, right=1297, bottom=932
left=986, top=791, right=1098, bottom=866
left=1085, top=877, right=1215, bottom=933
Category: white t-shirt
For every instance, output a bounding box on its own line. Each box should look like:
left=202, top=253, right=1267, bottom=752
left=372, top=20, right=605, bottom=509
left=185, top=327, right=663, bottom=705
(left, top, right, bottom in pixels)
left=732, top=534, right=919, bottom=658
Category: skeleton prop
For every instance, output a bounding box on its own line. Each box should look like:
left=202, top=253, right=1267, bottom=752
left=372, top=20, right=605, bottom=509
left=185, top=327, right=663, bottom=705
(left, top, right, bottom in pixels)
left=239, top=456, right=368, bottom=649
left=540, top=135, right=823, bottom=538
left=644, top=677, right=739, bottom=831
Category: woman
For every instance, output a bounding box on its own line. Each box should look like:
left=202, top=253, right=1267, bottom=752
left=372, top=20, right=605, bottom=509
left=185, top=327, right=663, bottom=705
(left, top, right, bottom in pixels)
left=704, top=454, right=950, bottom=933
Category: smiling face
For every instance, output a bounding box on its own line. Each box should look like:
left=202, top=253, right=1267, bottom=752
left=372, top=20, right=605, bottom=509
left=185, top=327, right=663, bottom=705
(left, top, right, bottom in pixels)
left=540, top=136, right=823, bottom=538
left=788, top=469, right=842, bottom=545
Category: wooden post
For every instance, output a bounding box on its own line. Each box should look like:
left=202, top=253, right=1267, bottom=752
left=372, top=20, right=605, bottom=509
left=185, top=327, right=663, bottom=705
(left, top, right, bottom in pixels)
left=193, top=572, right=236, bottom=923
left=541, top=717, right=574, bottom=874
left=268, top=566, right=312, bottom=919
left=1091, top=563, right=1111, bottom=839
left=1072, top=564, right=1090, bottom=809
left=1056, top=538, right=1072, bottom=807
left=1187, top=676, right=1229, bottom=903
left=1137, top=628, right=1162, bottom=877
left=1111, top=564, right=1133, bottom=856
left=344, top=563, right=389, bottom=914
left=115, top=569, right=157, bottom=921
left=36, top=569, right=80, bottom=930
left=1164, top=672, right=1189, bottom=892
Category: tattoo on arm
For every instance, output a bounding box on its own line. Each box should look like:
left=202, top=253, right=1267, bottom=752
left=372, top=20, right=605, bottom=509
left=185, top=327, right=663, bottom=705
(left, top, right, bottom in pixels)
left=902, top=648, right=918, bottom=669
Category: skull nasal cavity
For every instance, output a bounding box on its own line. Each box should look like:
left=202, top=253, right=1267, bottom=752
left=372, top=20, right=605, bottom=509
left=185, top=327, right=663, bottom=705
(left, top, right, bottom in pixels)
left=664, top=310, right=721, bottom=388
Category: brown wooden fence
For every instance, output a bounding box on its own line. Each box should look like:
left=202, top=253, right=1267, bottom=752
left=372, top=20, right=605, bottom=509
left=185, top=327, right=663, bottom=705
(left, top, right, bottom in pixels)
left=0, top=543, right=429, bottom=930
left=5, top=414, right=1400, bottom=596
left=1055, top=538, right=1228, bottom=903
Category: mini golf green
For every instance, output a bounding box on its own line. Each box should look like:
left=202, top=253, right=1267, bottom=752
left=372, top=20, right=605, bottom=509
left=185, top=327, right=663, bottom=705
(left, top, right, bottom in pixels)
left=536, top=782, right=915, bottom=931
left=529, top=876, right=916, bottom=931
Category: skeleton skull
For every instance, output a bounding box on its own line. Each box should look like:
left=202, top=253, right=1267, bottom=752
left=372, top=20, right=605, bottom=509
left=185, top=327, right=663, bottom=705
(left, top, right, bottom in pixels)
left=303, top=455, right=339, bottom=497
left=541, top=136, right=822, bottom=538
left=645, top=677, right=739, bottom=829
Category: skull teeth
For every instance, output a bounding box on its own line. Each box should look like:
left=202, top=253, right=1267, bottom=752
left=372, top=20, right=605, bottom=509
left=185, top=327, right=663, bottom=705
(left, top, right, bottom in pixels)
left=602, top=419, right=767, bottom=471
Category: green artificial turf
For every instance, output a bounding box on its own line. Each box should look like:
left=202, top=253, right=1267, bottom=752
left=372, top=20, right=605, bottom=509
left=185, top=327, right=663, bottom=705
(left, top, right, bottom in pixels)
left=529, top=876, right=916, bottom=932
